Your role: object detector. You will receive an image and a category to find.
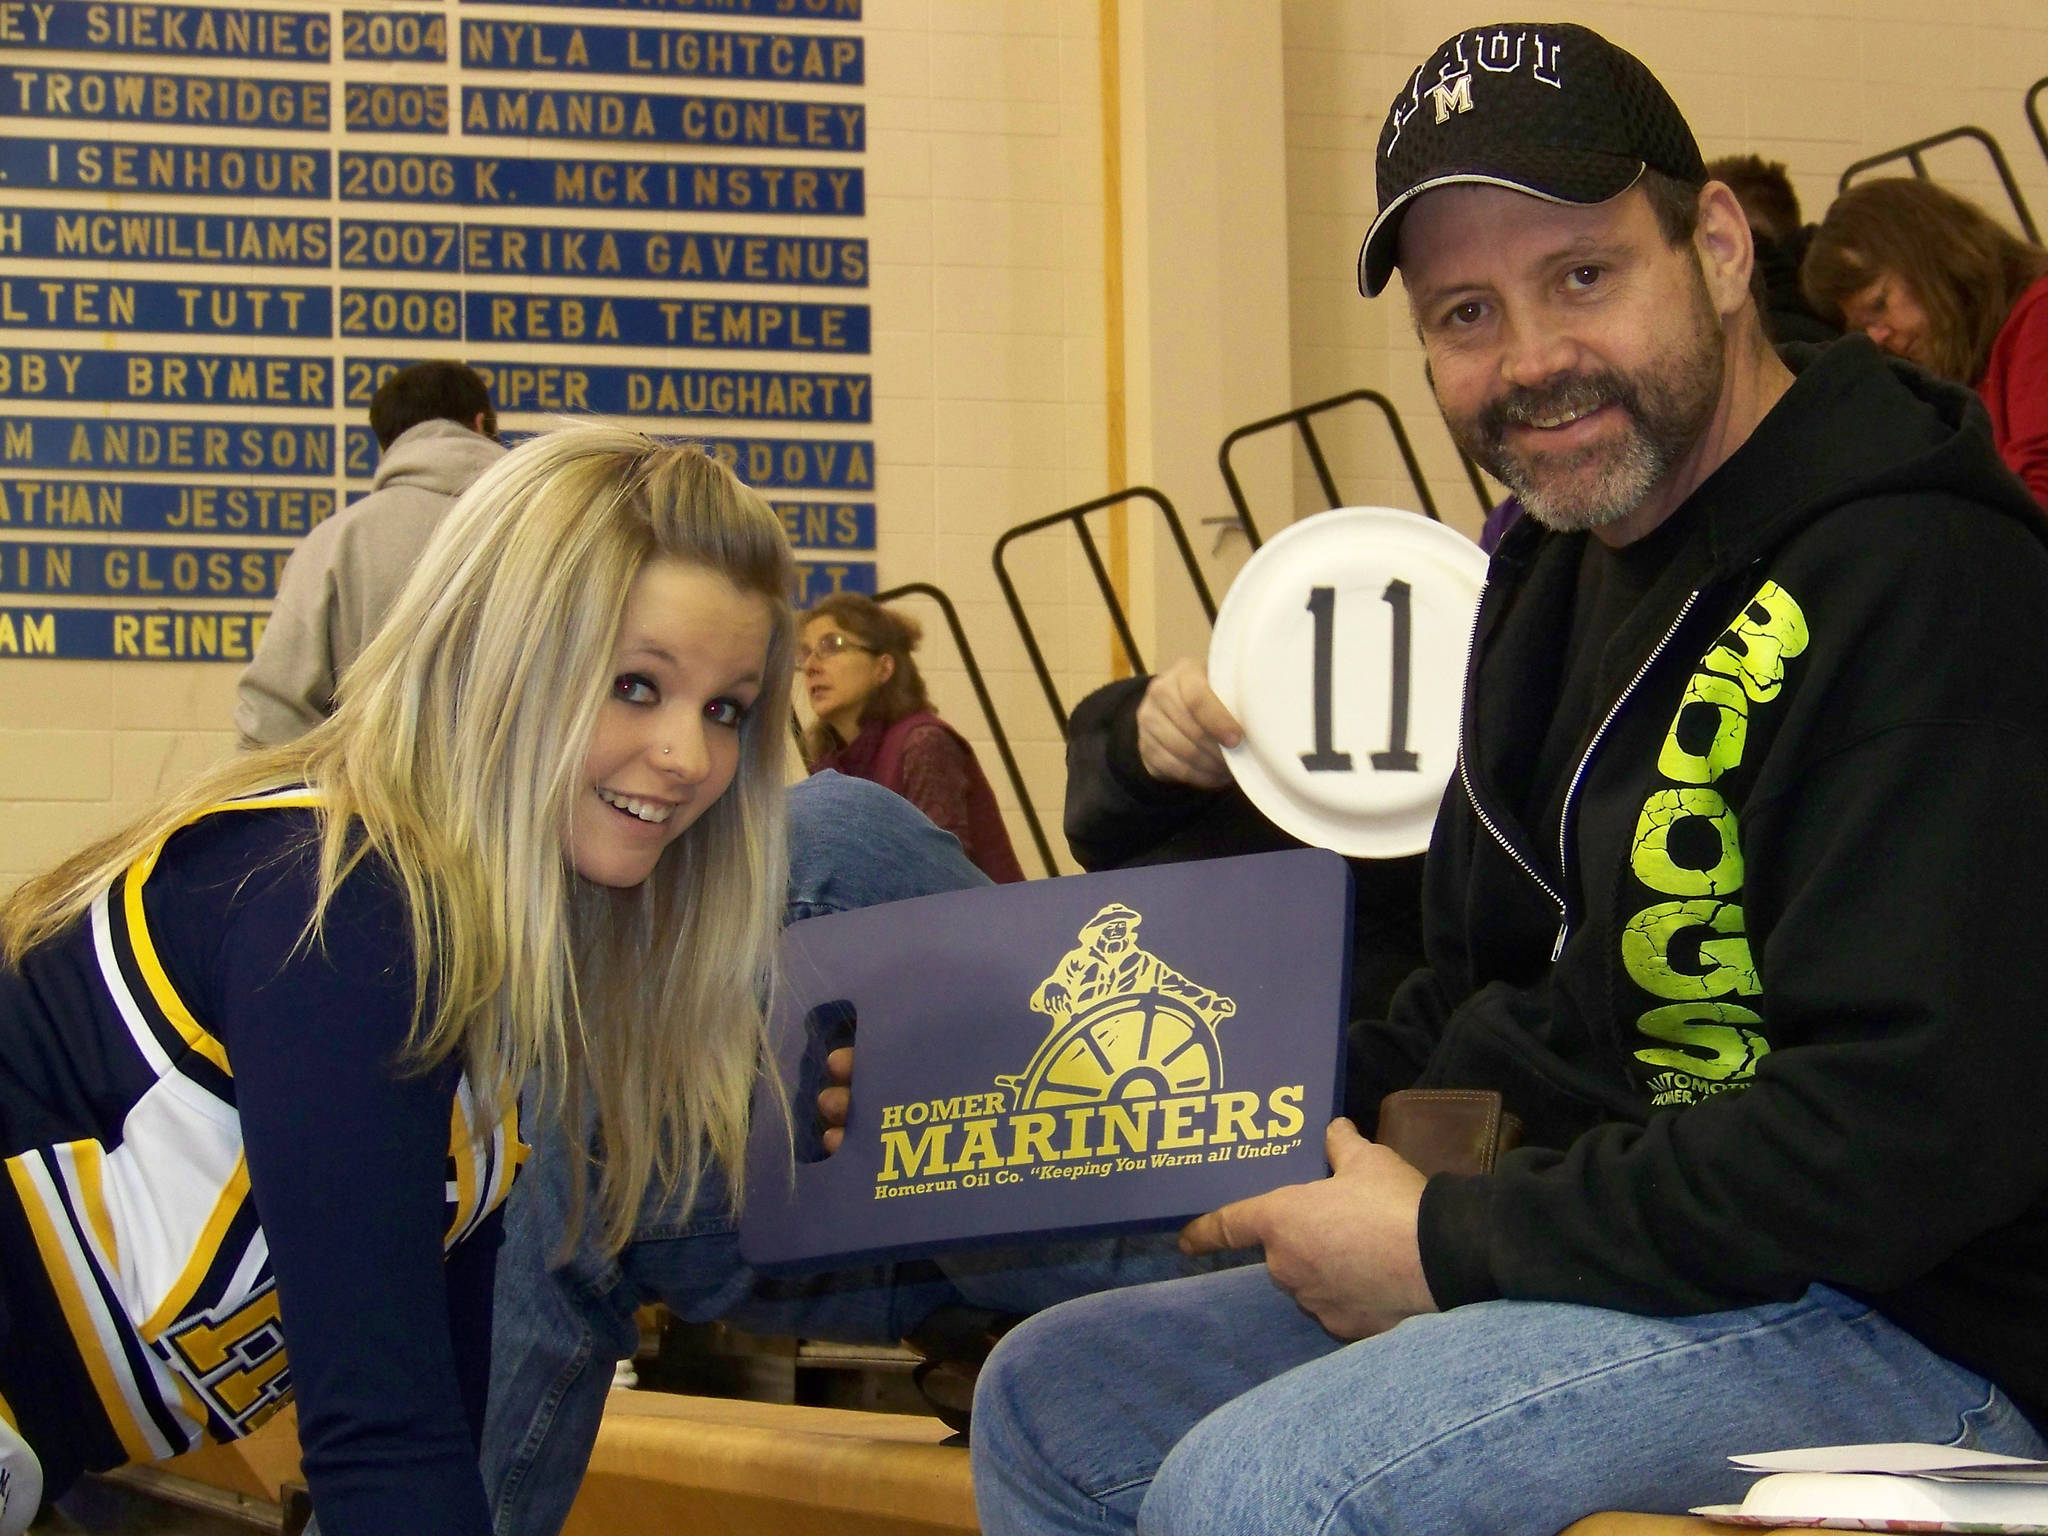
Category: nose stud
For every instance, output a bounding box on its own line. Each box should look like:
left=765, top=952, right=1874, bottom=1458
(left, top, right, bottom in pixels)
left=662, top=745, right=671, bottom=756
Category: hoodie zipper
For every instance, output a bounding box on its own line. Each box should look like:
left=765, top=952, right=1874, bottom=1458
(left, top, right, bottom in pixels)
left=1458, top=586, right=1706, bottom=963
left=1459, top=746, right=1563, bottom=915
left=1456, top=592, right=1566, bottom=924
left=1548, top=589, right=1702, bottom=959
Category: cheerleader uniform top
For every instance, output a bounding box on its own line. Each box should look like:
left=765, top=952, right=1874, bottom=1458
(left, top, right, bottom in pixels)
left=0, top=791, right=523, bottom=1535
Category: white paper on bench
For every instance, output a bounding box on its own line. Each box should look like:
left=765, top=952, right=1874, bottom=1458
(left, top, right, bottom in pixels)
left=1732, top=1444, right=2048, bottom=1483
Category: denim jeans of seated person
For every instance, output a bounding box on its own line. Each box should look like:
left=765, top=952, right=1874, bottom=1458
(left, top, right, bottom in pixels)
left=970, top=1263, right=2048, bottom=1536
left=479, top=773, right=1244, bottom=1536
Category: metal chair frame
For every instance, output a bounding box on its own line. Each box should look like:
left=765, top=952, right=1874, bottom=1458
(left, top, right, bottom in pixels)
left=2028, top=78, right=2048, bottom=176
left=1838, top=127, right=2041, bottom=243
left=990, top=487, right=1212, bottom=738
left=871, top=580, right=1060, bottom=879
left=1216, top=389, right=1493, bottom=549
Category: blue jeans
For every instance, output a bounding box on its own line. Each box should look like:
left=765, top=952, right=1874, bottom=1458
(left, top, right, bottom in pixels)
left=970, top=1263, right=2048, bottom=1535
left=483, top=775, right=1225, bottom=1536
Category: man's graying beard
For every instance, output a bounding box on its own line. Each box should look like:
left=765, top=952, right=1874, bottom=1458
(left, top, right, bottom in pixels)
left=1441, top=267, right=1726, bottom=535
left=1460, top=369, right=1682, bottom=533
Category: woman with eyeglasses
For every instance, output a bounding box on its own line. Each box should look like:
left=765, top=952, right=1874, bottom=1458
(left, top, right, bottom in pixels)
left=1804, top=178, right=2048, bottom=510
left=798, top=593, right=1025, bottom=883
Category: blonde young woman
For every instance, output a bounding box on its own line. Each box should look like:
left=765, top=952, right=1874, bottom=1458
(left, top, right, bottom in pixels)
left=0, top=424, right=796, bottom=1536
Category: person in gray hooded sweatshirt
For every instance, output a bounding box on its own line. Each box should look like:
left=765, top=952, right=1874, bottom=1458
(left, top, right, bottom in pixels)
left=236, top=361, right=504, bottom=747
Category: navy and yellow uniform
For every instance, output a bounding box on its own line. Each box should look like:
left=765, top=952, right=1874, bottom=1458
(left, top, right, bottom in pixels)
left=0, top=792, right=521, bottom=1533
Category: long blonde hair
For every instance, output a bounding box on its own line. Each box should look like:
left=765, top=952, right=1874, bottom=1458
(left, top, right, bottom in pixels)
left=1, top=422, right=796, bottom=1254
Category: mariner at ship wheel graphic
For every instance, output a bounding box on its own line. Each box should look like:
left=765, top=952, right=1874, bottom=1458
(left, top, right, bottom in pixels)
left=998, top=903, right=1238, bottom=1111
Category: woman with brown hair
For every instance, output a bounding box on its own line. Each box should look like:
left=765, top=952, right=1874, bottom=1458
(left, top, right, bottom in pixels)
left=798, top=592, right=1025, bottom=883
left=1804, top=177, right=2048, bottom=506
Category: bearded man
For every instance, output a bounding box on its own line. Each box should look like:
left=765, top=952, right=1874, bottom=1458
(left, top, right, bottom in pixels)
left=975, top=21, right=2048, bottom=1535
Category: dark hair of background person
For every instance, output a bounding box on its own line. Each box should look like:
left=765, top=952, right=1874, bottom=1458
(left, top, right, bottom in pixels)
left=1706, top=153, right=1802, bottom=244
left=1804, top=178, right=2048, bottom=384
left=369, top=360, right=498, bottom=449
left=1704, top=153, right=1839, bottom=348
left=1643, top=163, right=1808, bottom=354
left=801, top=592, right=932, bottom=762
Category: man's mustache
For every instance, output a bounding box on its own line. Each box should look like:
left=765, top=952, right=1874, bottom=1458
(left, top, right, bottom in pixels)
left=1476, top=373, right=1636, bottom=447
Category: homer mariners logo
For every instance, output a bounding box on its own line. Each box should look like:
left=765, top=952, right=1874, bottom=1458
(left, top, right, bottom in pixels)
left=1005, top=904, right=1236, bottom=1106
left=871, top=903, right=1307, bottom=1199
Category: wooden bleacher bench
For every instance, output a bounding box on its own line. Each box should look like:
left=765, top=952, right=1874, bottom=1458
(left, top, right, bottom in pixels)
left=562, top=1390, right=974, bottom=1536
left=158, top=1408, right=303, bottom=1505
left=133, top=1393, right=1805, bottom=1536
left=1560, top=1519, right=1784, bottom=1536
left=563, top=1397, right=1810, bottom=1536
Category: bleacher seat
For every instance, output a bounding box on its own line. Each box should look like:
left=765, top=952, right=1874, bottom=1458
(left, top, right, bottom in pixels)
left=561, top=1390, right=974, bottom=1535
left=141, top=1393, right=1802, bottom=1535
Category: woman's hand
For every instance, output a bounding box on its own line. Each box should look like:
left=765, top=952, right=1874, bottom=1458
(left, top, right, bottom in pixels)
left=818, top=1045, right=854, bottom=1154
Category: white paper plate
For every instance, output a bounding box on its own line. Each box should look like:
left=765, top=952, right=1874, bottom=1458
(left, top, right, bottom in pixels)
left=1694, top=1505, right=2048, bottom=1532
left=1208, top=506, right=1488, bottom=857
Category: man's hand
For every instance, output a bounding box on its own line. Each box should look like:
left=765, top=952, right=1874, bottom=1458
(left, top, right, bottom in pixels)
left=1135, top=658, right=1243, bottom=789
left=1179, top=1119, right=1437, bottom=1339
left=818, top=1046, right=853, bottom=1154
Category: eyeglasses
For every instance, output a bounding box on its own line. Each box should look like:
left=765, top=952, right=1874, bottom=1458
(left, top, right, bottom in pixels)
left=795, top=632, right=876, bottom=667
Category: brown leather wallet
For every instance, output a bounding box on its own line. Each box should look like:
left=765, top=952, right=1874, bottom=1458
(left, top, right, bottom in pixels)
left=1375, top=1089, right=1523, bottom=1177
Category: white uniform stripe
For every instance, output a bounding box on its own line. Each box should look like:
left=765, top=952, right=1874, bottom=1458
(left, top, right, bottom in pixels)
left=221, top=1233, right=268, bottom=1304
left=476, top=1124, right=509, bottom=1238
left=446, top=1081, right=483, bottom=1246
left=135, top=1340, right=203, bottom=1452
left=16, top=1155, right=176, bottom=1461
left=90, top=892, right=173, bottom=1078
left=49, top=1148, right=197, bottom=1451
left=147, top=1233, right=270, bottom=1448
left=469, top=1098, right=495, bottom=1243
left=470, top=1132, right=499, bottom=1245
left=51, top=1143, right=113, bottom=1285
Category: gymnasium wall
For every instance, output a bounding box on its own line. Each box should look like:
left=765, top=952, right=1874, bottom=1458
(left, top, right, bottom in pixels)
left=2, top=0, right=2046, bottom=891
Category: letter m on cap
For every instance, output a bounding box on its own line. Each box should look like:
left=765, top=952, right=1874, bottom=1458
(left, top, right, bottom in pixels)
left=1429, top=74, right=1474, bottom=123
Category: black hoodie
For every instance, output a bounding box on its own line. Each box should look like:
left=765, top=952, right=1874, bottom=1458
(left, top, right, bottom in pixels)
left=1350, top=336, right=2048, bottom=1427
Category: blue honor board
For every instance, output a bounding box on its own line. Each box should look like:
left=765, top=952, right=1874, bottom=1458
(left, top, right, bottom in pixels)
left=739, top=848, right=1352, bottom=1270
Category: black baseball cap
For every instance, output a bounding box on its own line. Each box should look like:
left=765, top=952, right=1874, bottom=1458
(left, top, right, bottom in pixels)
left=1357, top=22, right=1705, bottom=297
